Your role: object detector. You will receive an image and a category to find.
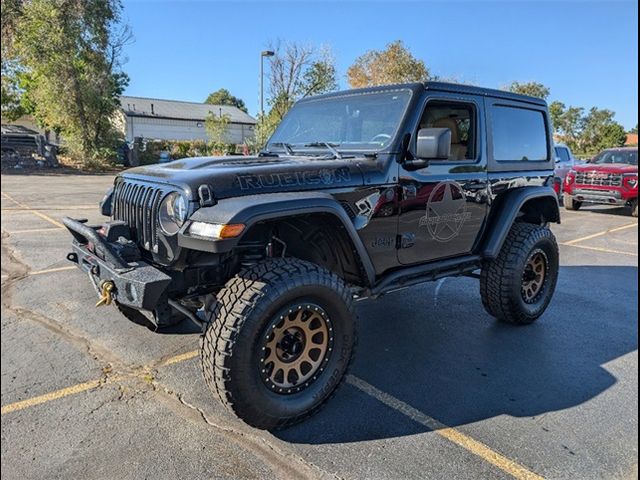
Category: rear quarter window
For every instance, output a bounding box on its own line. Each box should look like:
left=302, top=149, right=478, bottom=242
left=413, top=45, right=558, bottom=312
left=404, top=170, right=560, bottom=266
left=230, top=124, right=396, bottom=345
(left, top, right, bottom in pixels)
left=491, top=106, right=549, bottom=162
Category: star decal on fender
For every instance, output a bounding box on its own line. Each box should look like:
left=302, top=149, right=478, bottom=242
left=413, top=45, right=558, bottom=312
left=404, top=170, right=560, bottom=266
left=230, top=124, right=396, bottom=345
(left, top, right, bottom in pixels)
left=418, top=181, right=472, bottom=242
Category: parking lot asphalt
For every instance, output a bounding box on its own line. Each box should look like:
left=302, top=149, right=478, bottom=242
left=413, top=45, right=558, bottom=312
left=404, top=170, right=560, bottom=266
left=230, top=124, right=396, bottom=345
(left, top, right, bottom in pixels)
left=1, top=172, right=637, bottom=480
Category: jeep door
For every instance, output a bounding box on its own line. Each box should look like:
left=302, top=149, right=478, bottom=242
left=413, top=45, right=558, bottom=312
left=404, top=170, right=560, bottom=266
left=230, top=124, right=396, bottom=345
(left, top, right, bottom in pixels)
left=397, top=94, right=489, bottom=264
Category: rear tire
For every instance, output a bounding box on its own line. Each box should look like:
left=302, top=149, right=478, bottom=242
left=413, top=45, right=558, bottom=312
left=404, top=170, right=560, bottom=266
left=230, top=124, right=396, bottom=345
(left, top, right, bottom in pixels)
left=564, top=194, right=582, bottom=211
left=480, top=223, right=559, bottom=325
left=200, top=258, right=355, bottom=430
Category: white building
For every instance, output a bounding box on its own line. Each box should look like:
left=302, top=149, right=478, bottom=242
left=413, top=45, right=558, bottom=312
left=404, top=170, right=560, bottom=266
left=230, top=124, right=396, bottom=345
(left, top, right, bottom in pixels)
left=116, top=96, right=257, bottom=145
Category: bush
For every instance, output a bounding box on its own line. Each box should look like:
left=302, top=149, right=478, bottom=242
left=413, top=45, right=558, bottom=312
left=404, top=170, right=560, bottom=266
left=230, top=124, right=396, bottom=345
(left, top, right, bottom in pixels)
left=136, top=139, right=239, bottom=165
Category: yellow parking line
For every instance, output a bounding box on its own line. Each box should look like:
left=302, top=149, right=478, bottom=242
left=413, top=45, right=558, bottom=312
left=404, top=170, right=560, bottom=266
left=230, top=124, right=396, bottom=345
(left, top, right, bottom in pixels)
left=158, top=350, right=199, bottom=366
left=2, top=349, right=544, bottom=478
left=30, top=266, right=77, bottom=275
left=0, top=350, right=199, bottom=415
left=1, top=192, right=65, bottom=229
left=347, top=375, right=544, bottom=480
left=1, top=205, right=97, bottom=212
left=27, top=210, right=65, bottom=229
left=6, top=227, right=66, bottom=234
left=560, top=243, right=638, bottom=257
left=564, top=222, right=638, bottom=245
left=0, top=379, right=101, bottom=415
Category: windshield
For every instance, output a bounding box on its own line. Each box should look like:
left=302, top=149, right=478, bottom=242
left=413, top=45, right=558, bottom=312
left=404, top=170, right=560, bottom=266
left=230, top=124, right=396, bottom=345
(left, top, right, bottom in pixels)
left=267, top=89, right=412, bottom=153
left=591, top=150, right=638, bottom=165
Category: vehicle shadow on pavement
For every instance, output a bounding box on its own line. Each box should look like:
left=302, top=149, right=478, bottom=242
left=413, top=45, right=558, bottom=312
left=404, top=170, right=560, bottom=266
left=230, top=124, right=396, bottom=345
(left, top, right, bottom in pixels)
left=570, top=206, right=632, bottom=217
left=277, top=265, right=638, bottom=444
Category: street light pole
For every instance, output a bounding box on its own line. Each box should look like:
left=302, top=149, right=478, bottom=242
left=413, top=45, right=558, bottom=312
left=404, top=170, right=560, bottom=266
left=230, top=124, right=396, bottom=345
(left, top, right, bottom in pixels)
left=260, top=50, right=275, bottom=118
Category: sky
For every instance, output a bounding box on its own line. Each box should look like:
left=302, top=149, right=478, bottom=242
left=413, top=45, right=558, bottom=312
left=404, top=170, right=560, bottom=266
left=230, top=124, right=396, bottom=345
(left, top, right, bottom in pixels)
left=121, top=0, right=639, bottom=129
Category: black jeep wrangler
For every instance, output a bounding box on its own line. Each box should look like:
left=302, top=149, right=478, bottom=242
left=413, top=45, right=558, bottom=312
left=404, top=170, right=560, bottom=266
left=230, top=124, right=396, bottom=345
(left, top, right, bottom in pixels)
left=64, top=82, right=560, bottom=429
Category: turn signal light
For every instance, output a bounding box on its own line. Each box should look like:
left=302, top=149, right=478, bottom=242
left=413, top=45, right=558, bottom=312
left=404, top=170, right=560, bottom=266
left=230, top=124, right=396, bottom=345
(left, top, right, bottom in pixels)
left=189, top=221, right=245, bottom=239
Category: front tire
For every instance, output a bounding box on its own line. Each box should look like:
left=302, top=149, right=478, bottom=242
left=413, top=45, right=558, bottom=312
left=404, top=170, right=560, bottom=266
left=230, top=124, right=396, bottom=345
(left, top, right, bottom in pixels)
left=480, top=223, right=559, bottom=325
left=200, top=258, right=355, bottom=430
left=564, top=194, right=582, bottom=211
left=630, top=199, right=638, bottom=218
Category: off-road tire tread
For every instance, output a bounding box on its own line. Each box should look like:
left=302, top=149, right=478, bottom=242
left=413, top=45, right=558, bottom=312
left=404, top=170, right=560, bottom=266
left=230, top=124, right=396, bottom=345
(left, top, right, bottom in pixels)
left=480, top=223, right=558, bottom=325
left=200, top=257, right=356, bottom=429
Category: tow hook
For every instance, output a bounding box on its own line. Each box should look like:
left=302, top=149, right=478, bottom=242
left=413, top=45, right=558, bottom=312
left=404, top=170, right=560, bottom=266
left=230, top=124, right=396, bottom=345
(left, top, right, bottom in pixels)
left=96, top=280, right=115, bottom=307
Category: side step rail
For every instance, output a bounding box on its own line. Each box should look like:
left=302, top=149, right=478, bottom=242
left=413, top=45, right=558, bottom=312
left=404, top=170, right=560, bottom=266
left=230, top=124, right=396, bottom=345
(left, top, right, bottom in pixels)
left=369, top=255, right=481, bottom=298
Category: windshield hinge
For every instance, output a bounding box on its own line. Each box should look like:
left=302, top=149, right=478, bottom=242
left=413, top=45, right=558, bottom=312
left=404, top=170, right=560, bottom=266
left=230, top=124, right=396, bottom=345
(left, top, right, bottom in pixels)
left=198, top=184, right=216, bottom=207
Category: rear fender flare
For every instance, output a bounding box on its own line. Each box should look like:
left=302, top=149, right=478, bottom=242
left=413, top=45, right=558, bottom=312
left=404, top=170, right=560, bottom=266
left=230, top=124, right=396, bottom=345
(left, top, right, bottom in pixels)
left=481, top=186, right=560, bottom=259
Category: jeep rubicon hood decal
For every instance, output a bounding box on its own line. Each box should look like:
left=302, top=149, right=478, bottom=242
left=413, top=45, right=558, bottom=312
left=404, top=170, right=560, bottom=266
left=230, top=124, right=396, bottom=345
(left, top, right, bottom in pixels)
left=121, top=155, right=365, bottom=199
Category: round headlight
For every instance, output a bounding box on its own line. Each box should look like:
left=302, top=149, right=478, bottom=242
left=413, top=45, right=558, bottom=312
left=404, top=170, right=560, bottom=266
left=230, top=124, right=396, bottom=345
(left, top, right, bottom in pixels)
left=158, top=192, right=188, bottom=235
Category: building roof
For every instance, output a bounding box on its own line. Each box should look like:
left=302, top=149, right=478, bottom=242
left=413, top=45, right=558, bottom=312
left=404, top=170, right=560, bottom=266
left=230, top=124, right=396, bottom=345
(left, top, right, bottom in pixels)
left=625, top=133, right=638, bottom=146
left=119, top=96, right=257, bottom=125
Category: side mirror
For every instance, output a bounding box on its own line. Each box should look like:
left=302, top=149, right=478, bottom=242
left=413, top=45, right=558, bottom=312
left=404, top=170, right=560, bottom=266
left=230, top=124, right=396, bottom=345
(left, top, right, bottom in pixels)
left=416, top=128, right=451, bottom=160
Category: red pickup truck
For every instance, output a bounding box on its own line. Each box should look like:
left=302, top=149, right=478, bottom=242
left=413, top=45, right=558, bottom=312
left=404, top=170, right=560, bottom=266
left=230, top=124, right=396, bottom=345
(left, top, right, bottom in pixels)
left=564, top=147, right=638, bottom=217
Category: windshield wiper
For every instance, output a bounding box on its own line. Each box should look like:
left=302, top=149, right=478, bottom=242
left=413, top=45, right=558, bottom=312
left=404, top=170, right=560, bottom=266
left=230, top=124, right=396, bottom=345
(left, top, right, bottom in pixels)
left=304, top=142, right=343, bottom=159
left=267, top=142, right=295, bottom=156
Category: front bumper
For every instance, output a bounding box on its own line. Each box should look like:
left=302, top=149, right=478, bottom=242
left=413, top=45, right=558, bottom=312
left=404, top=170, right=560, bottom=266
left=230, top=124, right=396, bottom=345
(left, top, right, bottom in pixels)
left=566, top=188, right=631, bottom=206
left=63, top=217, right=172, bottom=311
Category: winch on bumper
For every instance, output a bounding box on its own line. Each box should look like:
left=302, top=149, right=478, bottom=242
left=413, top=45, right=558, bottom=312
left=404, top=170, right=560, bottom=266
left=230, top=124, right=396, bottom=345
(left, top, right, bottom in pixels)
left=63, top=217, right=172, bottom=312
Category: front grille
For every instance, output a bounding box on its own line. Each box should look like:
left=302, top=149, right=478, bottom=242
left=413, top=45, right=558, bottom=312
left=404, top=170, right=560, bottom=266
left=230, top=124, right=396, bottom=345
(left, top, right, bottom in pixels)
left=112, top=180, right=165, bottom=252
left=575, top=171, right=622, bottom=187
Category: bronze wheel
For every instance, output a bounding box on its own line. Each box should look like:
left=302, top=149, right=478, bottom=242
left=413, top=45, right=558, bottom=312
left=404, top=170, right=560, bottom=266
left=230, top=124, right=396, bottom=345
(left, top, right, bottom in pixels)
left=521, top=249, right=548, bottom=304
left=259, top=303, right=333, bottom=394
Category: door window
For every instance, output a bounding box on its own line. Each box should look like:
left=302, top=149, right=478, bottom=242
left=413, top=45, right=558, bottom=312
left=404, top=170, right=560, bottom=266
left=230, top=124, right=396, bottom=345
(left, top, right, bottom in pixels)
left=418, top=101, right=477, bottom=161
left=491, top=106, right=548, bottom=162
left=555, top=146, right=571, bottom=163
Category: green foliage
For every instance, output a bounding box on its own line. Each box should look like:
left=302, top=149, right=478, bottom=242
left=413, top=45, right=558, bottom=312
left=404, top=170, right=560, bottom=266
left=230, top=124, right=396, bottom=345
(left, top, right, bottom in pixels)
left=631, top=124, right=638, bottom=134
left=549, top=101, right=585, bottom=151
left=504, top=81, right=550, bottom=100
left=347, top=40, right=429, bottom=88
left=246, top=111, right=281, bottom=153
left=136, top=139, right=242, bottom=164
left=551, top=102, right=627, bottom=155
left=10, top=0, right=130, bottom=165
left=205, top=112, right=233, bottom=154
left=579, top=107, right=627, bottom=153
left=204, top=88, right=248, bottom=113
left=1, top=59, right=26, bottom=121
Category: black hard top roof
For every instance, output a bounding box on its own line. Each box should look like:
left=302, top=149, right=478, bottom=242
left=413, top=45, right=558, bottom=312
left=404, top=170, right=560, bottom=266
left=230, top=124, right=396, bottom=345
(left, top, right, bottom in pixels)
left=300, top=81, right=547, bottom=107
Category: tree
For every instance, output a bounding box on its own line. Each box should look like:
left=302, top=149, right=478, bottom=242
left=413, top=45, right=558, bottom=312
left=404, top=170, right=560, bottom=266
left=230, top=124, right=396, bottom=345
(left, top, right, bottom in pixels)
left=204, top=88, right=247, bottom=113
left=205, top=112, right=231, bottom=154
left=1, top=0, right=26, bottom=121
left=631, top=124, right=638, bottom=134
left=267, top=42, right=337, bottom=121
left=347, top=41, right=429, bottom=88
left=1, top=59, right=26, bottom=121
left=558, top=106, right=585, bottom=151
left=579, top=107, right=627, bottom=153
left=549, top=101, right=585, bottom=151
left=10, top=0, right=130, bottom=164
left=548, top=101, right=565, bottom=134
left=504, top=81, right=550, bottom=100
left=249, top=41, right=337, bottom=151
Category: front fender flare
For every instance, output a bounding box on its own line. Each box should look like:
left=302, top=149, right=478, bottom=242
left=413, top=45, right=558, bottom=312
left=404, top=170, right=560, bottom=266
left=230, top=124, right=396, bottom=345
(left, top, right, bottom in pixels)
left=481, top=186, right=560, bottom=259
left=178, top=191, right=376, bottom=286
